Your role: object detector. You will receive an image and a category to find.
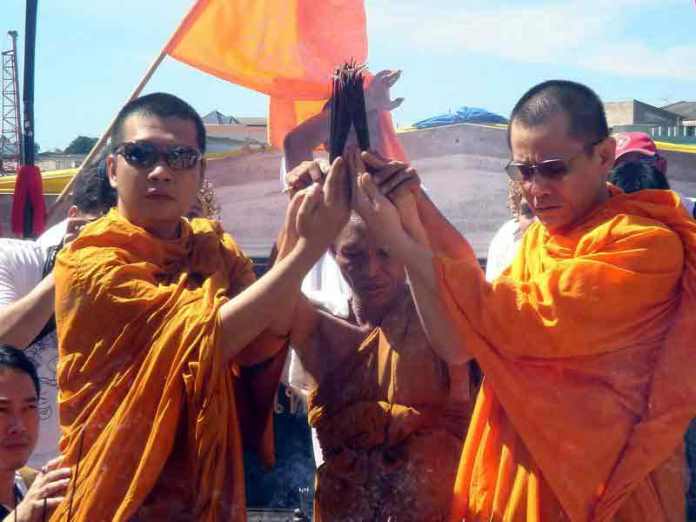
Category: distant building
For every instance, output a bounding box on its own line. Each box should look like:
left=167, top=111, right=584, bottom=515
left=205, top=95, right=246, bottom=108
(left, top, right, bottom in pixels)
left=36, top=152, right=86, bottom=171
left=604, top=100, right=682, bottom=128
left=604, top=99, right=695, bottom=139
left=202, top=110, right=268, bottom=153
left=662, top=101, right=696, bottom=133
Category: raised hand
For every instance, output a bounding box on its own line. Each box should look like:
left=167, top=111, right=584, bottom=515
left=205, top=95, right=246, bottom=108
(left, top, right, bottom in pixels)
left=295, top=156, right=351, bottom=253
left=348, top=148, right=406, bottom=248
left=361, top=150, right=421, bottom=202
left=365, top=70, right=405, bottom=113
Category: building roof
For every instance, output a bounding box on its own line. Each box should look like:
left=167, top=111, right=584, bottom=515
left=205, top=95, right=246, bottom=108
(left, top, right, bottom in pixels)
left=202, top=111, right=267, bottom=127
left=662, top=101, right=696, bottom=120
left=237, top=117, right=267, bottom=127
left=202, top=110, right=240, bottom=125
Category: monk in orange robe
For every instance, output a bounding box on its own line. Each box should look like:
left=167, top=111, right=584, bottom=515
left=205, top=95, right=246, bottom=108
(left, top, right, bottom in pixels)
left=350, top=81, right=696, bottom=521
left=277, top=202, right=475, bottom=521
left=51, top=93, right=351, bottom=521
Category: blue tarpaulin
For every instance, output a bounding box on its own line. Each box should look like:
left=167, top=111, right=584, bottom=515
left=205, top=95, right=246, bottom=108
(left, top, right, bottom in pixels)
left=413, top=106, right=508, bottom=129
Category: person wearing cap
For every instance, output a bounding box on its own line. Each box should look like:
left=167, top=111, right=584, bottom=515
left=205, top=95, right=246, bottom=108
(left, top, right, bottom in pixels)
left=613, top=131, right=696, bottom=217
left=351, top=80, right=696, bottom=520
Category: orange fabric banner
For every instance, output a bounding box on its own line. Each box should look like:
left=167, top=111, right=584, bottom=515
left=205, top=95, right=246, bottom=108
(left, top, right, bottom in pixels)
left=166, top=0, right=368, bottom=147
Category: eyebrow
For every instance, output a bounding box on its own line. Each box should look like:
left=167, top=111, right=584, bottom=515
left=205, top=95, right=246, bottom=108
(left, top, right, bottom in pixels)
left=0, top=397, right=38, bottom=404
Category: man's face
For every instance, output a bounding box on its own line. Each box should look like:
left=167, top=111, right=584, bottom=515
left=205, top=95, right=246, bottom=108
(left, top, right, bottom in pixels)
left=332, top=219, right=406, bottom=309
left=107, top=114, right=205, bottom=239
left=0, top=370, right=38, bottom=472
left=510, top=112, right=615, bottom=234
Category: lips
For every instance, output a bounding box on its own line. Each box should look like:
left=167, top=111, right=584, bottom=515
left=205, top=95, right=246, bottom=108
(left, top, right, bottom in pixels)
left=1, top=440, right=30, bottom=450
left=145, top=191, right=175, bottom=200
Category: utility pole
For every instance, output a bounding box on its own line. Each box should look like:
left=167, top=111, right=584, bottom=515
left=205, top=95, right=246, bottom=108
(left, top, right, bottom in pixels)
left=22, top=0, right=37, bottom=167
left=0, top=31, right=22, bottom=175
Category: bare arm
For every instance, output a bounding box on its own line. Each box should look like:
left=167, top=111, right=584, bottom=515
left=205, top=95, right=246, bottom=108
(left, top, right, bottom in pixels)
left=0, top=273, right=54, bottom=349
left=288, top=295, right=367, bottom=388
left=220, top=157, right=351, bottom=364
left=283, top=111, right=330, bottom=172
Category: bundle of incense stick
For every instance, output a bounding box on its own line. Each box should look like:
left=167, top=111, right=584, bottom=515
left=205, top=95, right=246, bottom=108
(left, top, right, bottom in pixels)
left=329, top=60, right=370, bottom=164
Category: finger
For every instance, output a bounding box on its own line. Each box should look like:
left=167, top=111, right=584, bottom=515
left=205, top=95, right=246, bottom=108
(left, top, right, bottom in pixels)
left=387, top=97, right=405, bottom=111
left=385, top=70, right=401, bottom=87
left=40, top=468, right=72, bottom=485
left=43, top=457, right=64, bottom=470
left=308, top=162, right=324, bottom=185
left=373, top=70, right=390, bottom=82
left=297, top=183, right=322, bottom=220
left=37, top=496, right=65, bottom=510
left=40, top=477, right=70, bottom=498
left=372, top=164, right=407, bottom=186
left=358, top=173, right=381, bottom=210
left=361, top=150, right=407, bottom=172
left=350, top=148, right=368, bottom=205
left=323, top=156, right=345, bottom=208
left=381, top=168, right=420, bottom=195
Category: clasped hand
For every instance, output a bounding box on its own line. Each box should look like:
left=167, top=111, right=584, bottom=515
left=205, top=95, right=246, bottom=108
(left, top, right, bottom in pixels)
left=282, top=148, right=423, bottom=253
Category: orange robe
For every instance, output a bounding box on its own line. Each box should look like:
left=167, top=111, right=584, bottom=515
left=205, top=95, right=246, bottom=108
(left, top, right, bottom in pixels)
left=308, top=292, right=474, bottom=521
left=439, top=188, right=696, bottom=521
left=51, top=209, right=285, bottom=521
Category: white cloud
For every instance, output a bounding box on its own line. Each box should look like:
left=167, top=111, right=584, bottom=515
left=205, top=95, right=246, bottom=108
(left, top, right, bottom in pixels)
left=366, top=0, right=696, bottom=80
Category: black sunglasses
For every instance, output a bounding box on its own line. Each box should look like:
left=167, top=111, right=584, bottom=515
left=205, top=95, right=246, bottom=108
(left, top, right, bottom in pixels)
left=113, top=141, right=201, bottom=171
left=505, top=138, right=605, bottom=183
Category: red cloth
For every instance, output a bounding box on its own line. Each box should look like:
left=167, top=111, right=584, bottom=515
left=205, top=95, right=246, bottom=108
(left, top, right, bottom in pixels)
left=11, top=164, right=46, bottom=237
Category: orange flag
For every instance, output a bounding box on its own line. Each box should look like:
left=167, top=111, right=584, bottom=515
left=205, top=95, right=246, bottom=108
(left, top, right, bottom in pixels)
left=166, top=0, right=368, bottom=148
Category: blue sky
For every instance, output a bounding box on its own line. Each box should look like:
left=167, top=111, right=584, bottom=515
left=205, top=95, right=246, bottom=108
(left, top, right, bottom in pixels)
left=4, top=0, right=696, bottom=150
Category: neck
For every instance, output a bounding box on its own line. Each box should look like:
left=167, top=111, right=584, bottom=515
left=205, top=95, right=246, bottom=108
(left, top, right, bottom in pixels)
left=144, top=221, right=181, bottom=240
left=0, top=469, right=15, bottom=507
left=116, top=204, right=181, bottom=240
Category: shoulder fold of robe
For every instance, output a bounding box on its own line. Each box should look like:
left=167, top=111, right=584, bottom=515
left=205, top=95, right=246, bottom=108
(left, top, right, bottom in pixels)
left=51, top=209, right=286, bottom=522
left=439, top=187, right=696, bottom=521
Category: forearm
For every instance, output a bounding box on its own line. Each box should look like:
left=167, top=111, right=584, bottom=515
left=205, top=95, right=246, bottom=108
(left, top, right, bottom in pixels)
left=0, top=273, right=55, bottom=349
left=390, top=229, right=471, bottom=365
left=416, top=192, right=476, bottom=260
left=283, top=112, right=330, bottom=172
left=219, top=239, right=323, bottom=362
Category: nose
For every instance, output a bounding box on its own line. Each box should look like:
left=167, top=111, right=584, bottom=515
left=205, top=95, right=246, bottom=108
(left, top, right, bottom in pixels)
left=364, top=252, right=381, bottom=278
left=524, top=171, right=553, bottom=199
left=7, top=413, right=27, bottom=435
left=146, top=161, right=174, bottom=183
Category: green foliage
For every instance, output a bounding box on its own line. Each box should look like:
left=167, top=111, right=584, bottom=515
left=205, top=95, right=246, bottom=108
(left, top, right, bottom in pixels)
left=64, top=136, right=98, bottom=154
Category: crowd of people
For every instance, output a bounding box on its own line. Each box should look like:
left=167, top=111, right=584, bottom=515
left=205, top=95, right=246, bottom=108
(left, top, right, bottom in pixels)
left=0, top=75, right=694, bottom=522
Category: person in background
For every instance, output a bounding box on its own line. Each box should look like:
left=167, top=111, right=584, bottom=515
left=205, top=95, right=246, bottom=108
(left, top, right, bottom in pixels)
left=280, top=69, right=407, bottom=468
left=0, top=163, right=115, bottom=469
left=484, top=179, right=535, bottom=281
left=280, top=153, right=474, bottom=521
left=0, top=345, right=70, bottom=522
left=613, top=131, right=695, bottom=217
left=611, top=135, right=696, bottom=518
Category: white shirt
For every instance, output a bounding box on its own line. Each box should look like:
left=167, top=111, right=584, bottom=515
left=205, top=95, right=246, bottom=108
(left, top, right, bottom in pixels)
left=0, top=238, right=61, bottom=468
left=485, top=219, right=523, bottom=282
left=35, top=219, right=68, bottom=252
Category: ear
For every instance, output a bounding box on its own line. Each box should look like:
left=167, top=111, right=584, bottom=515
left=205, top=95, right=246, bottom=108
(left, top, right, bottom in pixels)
left=106, top=154, right=118, bottom=189
left=67, top=205, right=79, bottom=218
left=596, top=137, right=616, bottom=178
